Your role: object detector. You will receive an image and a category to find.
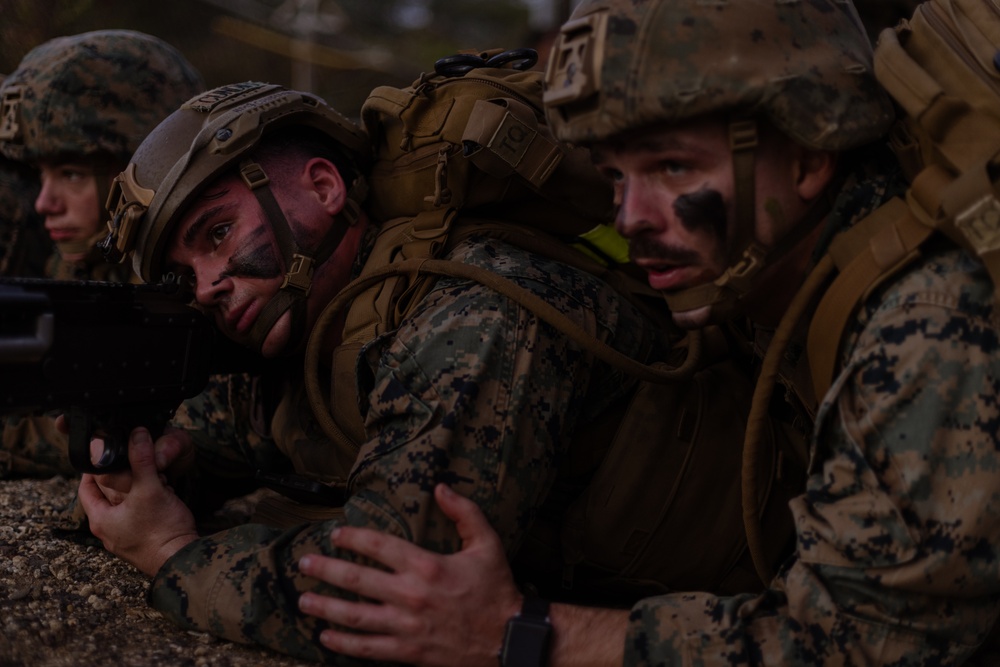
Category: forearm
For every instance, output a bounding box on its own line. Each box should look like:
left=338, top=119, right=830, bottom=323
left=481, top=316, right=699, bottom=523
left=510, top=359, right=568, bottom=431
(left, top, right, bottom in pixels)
left=150, top=521, right=342, bottom=661
left=550, top=603, right=628, bottom=667
left=151, top=493, right=426, bottom=663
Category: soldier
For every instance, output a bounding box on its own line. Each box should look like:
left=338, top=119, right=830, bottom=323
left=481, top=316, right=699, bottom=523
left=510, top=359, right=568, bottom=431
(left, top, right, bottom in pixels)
left=0, top=31, right=205, bottom=478
left=291, top=0, right=1000, bottom=665
left=76, top=80, right=673, bottom=662
left=0, top=30, right=204, bottom=282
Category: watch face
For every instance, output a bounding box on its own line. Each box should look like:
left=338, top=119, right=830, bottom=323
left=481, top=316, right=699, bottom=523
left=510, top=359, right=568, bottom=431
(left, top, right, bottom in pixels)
left=501, top=615, right=552, bottom=667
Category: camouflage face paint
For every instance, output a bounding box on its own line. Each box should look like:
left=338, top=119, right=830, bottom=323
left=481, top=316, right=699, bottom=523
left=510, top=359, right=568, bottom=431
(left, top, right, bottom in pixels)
left=219, top=224, right=282, bottom=283
left=673, top=185, right=728, bottom=242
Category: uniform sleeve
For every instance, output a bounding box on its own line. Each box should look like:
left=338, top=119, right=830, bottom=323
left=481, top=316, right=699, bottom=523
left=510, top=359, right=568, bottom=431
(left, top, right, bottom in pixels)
left=149, top=242, right=661, bottom=663
left=169, top=372, right=285, bottom=478
left=623, top=250, right=1000, bottom=666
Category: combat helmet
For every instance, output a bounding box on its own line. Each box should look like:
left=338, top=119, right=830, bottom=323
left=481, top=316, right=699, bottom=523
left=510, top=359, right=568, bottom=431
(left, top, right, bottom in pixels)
left=0, top=30, right=204, bottom=166
left=543, top=0, right=896, bottom=322
left=102, top=81, right=371, bottom=354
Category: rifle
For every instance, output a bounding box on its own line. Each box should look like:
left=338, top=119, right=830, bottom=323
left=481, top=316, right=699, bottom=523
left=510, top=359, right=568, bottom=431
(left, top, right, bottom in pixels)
left=0, top=277, right=258, bottom=474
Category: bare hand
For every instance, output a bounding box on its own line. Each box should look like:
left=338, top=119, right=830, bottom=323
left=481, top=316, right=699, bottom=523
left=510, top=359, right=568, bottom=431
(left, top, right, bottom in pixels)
left=297, top=484, right=522, bottom=667
left=78, top=427, right=198, bottom=576
left=55, top=415, right=195, bottom=479
left=91, top=427, right=195, bottom=505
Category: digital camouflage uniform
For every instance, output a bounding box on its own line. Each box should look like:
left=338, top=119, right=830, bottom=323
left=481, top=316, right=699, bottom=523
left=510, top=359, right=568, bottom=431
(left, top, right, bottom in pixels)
left=540, top=0, right=1000, bottom=664
left=169, top=371, right=285, bottom=482
left=148, top=225, right=667, bottom=662
left=0, top=31, right=204, bottom=479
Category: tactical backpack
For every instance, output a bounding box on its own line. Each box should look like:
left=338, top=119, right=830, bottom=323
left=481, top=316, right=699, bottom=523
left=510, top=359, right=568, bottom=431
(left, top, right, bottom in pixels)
left=297, top=49, right=805, bottom=599
left=742, top=0, right=1000, bottom=583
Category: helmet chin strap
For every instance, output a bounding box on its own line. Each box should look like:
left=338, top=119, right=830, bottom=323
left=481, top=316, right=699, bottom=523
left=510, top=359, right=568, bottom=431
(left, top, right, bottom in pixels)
left=58, top=164, right=117, bottom=261
left=238, top=159, right=361, bottom=356
left=662, top=117, right=833, bottom=325
left=661, top=117, right=760, bottom=322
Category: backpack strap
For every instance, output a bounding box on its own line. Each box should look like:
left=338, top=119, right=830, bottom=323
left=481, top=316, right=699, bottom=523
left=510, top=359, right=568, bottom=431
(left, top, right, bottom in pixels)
left=742, top=251, right=835, bottom=584
left=806, top=197, right=933, bottom=400
left=744, top=195, right=934, bottom=583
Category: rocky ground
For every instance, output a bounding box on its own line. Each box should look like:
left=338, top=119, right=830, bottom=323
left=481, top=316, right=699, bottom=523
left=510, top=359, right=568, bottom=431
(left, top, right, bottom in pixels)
left=0, top=476, right=317, bottom=667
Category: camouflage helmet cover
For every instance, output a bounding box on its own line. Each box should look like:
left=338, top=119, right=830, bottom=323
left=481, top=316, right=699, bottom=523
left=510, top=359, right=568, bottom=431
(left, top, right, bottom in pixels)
left=544, top=0, right=895, bottom=150
left=104, top=81, right=371, bottom=282
left=0, top=30, right=205, bottom=164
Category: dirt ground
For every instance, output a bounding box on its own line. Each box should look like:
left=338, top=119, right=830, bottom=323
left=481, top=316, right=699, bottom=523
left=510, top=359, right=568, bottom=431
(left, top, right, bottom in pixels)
left=0, top=476, right=317, bottom=667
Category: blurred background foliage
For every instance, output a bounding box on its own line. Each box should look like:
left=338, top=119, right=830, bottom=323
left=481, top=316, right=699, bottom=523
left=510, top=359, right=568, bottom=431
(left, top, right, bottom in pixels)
left=0, top=0, right=573, bottom=118
left=0, top=0, right=922, bottom=120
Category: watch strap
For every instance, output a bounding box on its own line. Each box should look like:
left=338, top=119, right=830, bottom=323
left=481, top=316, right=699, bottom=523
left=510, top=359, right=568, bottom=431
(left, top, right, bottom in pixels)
left=521, top=595, right=550, bottom=619
left=499, top=595, right=552, bottom=667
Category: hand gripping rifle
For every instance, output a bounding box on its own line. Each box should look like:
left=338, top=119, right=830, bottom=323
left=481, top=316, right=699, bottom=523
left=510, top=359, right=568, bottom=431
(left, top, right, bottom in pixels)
left=0, top=277, right=256, bottom=474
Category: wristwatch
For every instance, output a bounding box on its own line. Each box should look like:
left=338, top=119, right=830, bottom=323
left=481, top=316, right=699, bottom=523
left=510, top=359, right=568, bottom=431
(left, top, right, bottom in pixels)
left=499, top=595, right=552, bottom=667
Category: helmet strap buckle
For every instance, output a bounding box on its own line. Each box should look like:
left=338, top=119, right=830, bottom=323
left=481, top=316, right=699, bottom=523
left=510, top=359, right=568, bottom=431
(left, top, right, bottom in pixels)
left=729, top=119, right=759, bottom=153
left=281, top=253, right=316, bottom=295
left=718, top=243, right=767, bottom=293
left=240, top=161, right=271, bottom=190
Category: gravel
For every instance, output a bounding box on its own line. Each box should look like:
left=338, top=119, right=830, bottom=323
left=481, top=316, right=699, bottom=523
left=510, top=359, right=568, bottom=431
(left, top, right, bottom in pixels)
left=0, top=476, right=317, bottom=667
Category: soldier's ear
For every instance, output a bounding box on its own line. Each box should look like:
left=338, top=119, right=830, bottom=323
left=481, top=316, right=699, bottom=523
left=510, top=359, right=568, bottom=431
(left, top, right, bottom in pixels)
left=795, top=148, right=837, bottom=202
left=304, top=157, right=347, bottom=215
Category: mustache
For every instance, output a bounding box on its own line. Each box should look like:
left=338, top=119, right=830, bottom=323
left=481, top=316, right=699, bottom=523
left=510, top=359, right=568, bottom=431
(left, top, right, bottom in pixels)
left=628, top=236, right=702, bottom=265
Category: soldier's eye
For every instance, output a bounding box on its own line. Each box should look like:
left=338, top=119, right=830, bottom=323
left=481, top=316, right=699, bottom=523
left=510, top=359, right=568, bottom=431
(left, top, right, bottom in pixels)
left=210, top=223, right=232, bottom=247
